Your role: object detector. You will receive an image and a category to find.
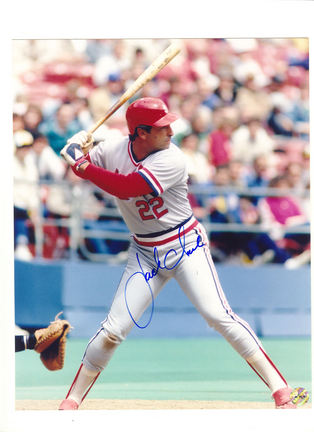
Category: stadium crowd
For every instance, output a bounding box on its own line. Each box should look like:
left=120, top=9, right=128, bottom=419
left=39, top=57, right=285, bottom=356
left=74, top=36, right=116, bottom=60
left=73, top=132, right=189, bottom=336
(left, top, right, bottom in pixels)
left=12, top=38, right=310, bottom=267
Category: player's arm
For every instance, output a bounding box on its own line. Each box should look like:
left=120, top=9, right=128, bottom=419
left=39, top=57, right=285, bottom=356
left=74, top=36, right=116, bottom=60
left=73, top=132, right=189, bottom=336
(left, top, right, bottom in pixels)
left=60, top=135, right=153, bottom=199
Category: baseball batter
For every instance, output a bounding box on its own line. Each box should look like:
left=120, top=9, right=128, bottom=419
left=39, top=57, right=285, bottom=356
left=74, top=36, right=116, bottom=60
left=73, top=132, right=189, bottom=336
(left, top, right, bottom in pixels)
left=59, top=98, right=308, bottom=410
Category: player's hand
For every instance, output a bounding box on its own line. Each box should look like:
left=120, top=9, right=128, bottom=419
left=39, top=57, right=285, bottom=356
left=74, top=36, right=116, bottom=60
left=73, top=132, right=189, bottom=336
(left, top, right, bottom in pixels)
left=67, top=130, right=94, bottom=154
left=60, top=141, right=87, bottom=170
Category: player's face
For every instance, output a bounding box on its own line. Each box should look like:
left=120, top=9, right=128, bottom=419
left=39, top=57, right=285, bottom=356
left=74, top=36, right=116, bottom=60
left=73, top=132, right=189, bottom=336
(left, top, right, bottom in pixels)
left=146, top=125, right=174, bottom=150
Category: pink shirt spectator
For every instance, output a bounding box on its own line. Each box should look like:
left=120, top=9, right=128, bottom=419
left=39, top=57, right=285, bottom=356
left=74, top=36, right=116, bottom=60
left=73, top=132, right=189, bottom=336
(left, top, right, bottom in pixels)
left=259, top=175, right=308, bottom=241
left=208, top=129, right=231, bottom=167
left=264, top=195, right=303, bottom=225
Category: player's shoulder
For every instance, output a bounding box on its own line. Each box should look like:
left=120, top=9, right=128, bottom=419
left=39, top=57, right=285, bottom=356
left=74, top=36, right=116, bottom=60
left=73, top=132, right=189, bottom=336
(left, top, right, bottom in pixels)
left=91, top=135, right=128, bottom=157
left=149, top=142, right=184, bottom=162
left=98, top=135, right=128, bottom=150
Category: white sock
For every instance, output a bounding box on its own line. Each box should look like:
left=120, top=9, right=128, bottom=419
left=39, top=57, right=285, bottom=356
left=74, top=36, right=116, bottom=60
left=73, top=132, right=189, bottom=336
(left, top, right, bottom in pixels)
left=246, top=349, right=287, bottom=394
left=68, top=365, right=99, bottom=405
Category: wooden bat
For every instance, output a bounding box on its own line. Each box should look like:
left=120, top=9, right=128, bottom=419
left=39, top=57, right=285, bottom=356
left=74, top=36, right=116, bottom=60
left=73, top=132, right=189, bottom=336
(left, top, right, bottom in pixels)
left=88, top=42, right=181, bottom=135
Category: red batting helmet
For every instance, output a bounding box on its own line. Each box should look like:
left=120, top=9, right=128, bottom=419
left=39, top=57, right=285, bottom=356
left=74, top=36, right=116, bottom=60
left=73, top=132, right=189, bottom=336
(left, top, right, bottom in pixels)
left=126, top=97, right=178, bottom=135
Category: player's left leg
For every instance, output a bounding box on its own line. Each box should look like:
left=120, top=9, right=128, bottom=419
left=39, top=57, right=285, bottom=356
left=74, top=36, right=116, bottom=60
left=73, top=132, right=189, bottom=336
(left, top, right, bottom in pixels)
left=174, top=224, right=308, bottom=408
left=60, top=241, right=170, bottom=410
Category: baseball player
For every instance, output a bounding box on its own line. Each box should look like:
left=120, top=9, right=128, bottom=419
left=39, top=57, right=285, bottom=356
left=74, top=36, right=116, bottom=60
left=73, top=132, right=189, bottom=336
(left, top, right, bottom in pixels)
left=59, top=97, right=308, bottom=410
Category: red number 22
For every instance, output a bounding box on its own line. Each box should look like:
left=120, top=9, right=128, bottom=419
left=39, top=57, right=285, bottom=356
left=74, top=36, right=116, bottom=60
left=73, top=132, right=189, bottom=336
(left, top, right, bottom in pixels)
left=135, top=197, right=168, bottom=221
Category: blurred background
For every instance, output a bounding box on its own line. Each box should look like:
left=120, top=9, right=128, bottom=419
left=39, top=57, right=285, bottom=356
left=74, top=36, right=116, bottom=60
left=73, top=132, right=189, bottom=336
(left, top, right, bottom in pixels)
left=12, top=38, right=310, bottom=340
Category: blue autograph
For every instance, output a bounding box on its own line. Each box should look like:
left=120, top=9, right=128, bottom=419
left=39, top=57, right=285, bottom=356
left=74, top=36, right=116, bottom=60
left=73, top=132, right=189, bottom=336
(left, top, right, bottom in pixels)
left=124, top=226, right=205, bottom=328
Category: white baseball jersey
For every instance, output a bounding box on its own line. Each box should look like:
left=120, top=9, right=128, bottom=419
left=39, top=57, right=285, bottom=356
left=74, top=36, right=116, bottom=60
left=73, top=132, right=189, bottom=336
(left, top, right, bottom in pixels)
left=89, top=137, right=193, bottom=236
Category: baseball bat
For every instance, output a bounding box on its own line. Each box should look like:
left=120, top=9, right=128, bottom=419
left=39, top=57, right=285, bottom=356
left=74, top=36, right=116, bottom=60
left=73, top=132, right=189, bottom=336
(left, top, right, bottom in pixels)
left=88, top=42, right=181, bottom=135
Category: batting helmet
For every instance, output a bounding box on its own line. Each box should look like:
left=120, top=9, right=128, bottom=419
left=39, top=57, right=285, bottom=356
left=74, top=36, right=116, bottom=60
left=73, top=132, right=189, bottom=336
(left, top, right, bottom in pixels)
left=126, top=97, right=178, bottom=135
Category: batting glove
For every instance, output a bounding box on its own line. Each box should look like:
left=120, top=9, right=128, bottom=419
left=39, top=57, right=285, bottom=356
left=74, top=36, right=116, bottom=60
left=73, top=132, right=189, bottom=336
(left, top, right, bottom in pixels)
left=60, top=141, right=87, bottom=170
left=68, top=130, right=94, bottom=154
left=61, top=130, right=94, bottom=168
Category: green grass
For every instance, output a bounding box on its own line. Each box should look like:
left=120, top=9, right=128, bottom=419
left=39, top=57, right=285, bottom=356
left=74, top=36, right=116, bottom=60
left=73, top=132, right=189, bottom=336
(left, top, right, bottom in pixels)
left=15, top=337, right=312, bottom=402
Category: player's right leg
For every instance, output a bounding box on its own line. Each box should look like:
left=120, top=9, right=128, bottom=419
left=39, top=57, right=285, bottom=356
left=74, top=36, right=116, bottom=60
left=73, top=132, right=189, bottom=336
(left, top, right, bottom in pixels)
left=173, top=223, right=309, bottom=409
left=59, top=242, right=168, bottom=410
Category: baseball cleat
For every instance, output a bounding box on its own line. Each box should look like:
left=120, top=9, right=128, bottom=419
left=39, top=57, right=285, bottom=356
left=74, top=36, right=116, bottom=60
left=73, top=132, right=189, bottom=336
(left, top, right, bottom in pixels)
left=59, top=398, right=79, bottom=410
left=273, top=386, right=309, bottom=409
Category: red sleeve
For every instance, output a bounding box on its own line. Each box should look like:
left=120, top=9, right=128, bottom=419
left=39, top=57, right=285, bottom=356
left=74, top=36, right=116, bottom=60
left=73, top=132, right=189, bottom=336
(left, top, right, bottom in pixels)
left=73, top=160, right=153, bottom=199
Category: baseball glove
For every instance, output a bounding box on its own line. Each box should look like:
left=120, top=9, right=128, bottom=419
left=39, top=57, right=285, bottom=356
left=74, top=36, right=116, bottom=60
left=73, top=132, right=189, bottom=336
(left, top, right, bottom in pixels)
left=34, top=312, right=72, bottom=371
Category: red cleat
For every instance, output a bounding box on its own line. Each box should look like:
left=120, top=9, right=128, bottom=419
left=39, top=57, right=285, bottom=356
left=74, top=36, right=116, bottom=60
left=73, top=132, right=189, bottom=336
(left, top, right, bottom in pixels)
left=59, top=398, right=79, bottom=410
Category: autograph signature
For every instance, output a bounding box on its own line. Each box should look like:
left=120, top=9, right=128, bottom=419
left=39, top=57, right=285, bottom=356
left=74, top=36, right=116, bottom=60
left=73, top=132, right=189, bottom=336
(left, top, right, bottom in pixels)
left=124, top=226, right=205, bottom=328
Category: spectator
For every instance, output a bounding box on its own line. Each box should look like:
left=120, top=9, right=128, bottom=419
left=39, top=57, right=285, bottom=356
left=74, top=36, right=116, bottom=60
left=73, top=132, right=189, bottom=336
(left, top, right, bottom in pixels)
left=207, top=106, right=238, bottom=167
left=246, top=154, right=272, bottom=205
left=284, top=161, right=306, bottom=193
left=40, top=103, right=82, bottom=155
left=92, top=40, right=132, bottom=87
left=44, top=167, right=100, bottom=259
left=189, top=105, right=212, bottom=150
left=160, top=75, right=186, bottom=108
left=45, top=168, right=129, bottom=259
left=13, top=113, right=25, bottom=132
left=45, top=167, right=101, bottom=221
left=228, top=160, right=249, bottom=187
left=202, top=72, right=238, bottom=110
left=259, top=175, right=310, bottom=263
left=206, top=170, right=299, bottom=266
left=231, top=117, right=275, bottom=165
left=98, top=73, right=127, bottom=132
left=88, top=84, right=112, bottom=124
left=31, top=133, right=66, bottom=181
left=204, top=165, right=239, bottom=261
left=180, top=133, right=212, bottom=184
left=71, top=97, right=94, bottom=132
left=228, top=196, right=291, bottom=266
left=84, top=39, right=110, bottom=64
left=230, top=40, right=264, bottom=84
left=13, top=130, right=39, bottom=259
left=23, top=104, right=44, bottom=137
left=286, top=84, right=309, bottom=139
left=247, top=154, right=272, bottom=188
left=235, top=74, right=271, bottom=123
left=267, top=104, right=295, bottom=137
left=172, top=95, right=202, bottom=143
left=89, top=74, right=128, bottom=135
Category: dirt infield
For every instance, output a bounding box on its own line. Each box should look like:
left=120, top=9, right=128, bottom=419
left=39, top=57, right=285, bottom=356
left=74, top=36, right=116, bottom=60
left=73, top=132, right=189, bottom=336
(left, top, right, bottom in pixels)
left=15, top=399, right=312, bottom=410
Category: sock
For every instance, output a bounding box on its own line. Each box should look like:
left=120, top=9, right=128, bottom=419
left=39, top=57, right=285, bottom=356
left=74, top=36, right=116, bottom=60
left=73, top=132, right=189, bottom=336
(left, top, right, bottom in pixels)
left=28, top=333, right=37, bottom=349
left=15, top=335, right=28, bottom=352
left=67, top=364, right=100, bottom=405
left=246, top=348, right=288, bottom=394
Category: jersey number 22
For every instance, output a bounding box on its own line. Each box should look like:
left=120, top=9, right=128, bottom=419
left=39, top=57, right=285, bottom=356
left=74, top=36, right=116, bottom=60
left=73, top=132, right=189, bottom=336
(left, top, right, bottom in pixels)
left=136, top=197, right=169, bottom=220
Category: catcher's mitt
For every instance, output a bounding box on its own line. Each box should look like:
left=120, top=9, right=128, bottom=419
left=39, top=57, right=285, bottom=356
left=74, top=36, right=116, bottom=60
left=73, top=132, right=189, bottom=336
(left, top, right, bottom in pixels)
left=34, top=312, right=72, bottom=371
